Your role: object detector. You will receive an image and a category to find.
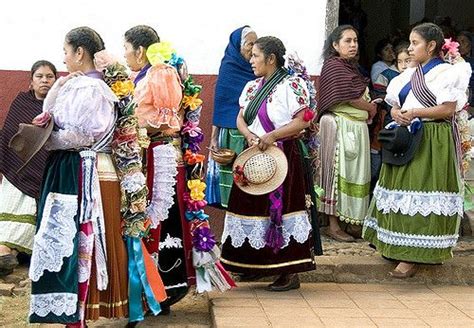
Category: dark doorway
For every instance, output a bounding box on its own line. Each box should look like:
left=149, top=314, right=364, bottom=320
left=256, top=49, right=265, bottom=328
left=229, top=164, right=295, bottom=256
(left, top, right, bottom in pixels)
left=339, top=0, right=474, bottom=71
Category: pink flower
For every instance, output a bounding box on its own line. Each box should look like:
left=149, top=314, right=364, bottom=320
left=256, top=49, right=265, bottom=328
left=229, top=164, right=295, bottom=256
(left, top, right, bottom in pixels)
left=442, top=38, right=460, bottom=56
left=94, top=50, right=120, bottom=71
left=182, top=120, right=202, bottom=137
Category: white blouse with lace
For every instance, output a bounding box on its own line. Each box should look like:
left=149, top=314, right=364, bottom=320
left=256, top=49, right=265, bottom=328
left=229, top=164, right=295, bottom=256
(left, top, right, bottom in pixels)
left=42, top=76, right=117, bottom=150
left=385, top=61, right=471, bottom=112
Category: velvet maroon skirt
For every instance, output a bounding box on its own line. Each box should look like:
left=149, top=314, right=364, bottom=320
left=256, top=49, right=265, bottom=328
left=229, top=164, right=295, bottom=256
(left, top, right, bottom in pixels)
left=221, top=139, right=319, bottom=276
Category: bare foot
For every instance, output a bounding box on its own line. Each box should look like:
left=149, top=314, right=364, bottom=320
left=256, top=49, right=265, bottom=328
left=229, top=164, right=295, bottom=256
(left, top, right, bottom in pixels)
left=0, top=245, right=12, bottom=256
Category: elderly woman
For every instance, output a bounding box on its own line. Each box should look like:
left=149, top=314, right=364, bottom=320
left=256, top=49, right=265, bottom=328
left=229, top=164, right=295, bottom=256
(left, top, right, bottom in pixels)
left=317, top=25, right=376, bottom=242
left=206, top=26, right=257, bottom=208
left=0, top=60, right=56, bottom=275
left=220, top=36, right=320, bottom=291
left=28, top=26, right=128, bottom=325
left=363, top=23, right=471, bottom=278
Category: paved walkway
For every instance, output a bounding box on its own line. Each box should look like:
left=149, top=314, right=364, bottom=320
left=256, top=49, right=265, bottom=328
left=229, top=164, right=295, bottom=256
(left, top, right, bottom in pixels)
left=209, top=282, right=474, bottom=327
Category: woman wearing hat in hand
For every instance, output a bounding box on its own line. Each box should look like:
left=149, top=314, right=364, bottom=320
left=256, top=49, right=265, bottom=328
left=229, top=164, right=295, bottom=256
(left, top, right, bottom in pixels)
left=0, top=60, right=56, bottom=276
left=220, top=36, right=320, bottom=291
left=28, top=27, right=129, bottom=325
left=206, top=26, right=257, bottom=208
left=317, top=25, right=376, bottom=242
left=362, top=23, right=472, bottom=278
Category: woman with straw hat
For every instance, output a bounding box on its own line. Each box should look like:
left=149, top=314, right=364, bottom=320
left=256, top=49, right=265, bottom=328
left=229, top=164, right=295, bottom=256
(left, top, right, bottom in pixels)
left=220, top=36, right=321, bottom=291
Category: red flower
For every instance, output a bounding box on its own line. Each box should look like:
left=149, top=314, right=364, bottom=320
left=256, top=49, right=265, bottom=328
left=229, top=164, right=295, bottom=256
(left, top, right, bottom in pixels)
left=303, top=109, right=315, bottom=122
left=233, top=165, right=249, bottom=186
left=291, top=82, right=298, bottom=89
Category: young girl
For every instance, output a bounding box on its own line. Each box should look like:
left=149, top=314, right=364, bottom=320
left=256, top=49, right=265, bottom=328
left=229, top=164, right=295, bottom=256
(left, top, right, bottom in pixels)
left=363, top=23, right=471, bottom=278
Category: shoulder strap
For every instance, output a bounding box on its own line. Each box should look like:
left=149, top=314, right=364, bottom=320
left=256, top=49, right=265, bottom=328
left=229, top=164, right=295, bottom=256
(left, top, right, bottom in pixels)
left=243, top=68, right=288, bottom=125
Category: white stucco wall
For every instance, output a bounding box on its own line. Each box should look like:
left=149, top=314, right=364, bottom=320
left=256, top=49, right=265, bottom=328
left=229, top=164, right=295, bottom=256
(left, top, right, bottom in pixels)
left=0, top=0, right=327, bottom=75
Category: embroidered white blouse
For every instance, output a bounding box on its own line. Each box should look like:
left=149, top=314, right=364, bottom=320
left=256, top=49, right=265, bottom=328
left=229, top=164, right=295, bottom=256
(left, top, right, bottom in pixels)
left=385, top=61, right=472, bottom=113
left=43, top=76, right=117, bottom=150
left=239, top=75, right=310, bottom=137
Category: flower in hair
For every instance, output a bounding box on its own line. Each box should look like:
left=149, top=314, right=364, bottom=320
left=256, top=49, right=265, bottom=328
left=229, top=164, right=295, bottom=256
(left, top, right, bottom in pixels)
left=146, top=41, right=175, bottom=66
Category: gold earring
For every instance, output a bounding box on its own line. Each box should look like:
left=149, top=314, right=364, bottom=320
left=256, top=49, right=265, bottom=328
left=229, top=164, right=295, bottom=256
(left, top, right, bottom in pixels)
left=137, top=58, right=143, bottom=65
left=77, top=60, right=83, bottom=66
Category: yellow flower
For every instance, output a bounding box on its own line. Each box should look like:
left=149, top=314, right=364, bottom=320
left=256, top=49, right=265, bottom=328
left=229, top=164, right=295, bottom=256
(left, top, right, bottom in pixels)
left=188, top=179, right=206, bottom=200
left=111, top=80, right=134, bottom=97
left=146, top=41, right=175, bottom=66
left=182, top=94, right=203, bottom=111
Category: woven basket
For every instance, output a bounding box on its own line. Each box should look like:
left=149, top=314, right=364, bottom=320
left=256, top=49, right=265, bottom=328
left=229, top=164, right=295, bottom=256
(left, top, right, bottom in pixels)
left=243, top=153, right=276, bottom=184
left=210, top=148, right=236, bottom=165
left=232, top=145, right=288, bottom=195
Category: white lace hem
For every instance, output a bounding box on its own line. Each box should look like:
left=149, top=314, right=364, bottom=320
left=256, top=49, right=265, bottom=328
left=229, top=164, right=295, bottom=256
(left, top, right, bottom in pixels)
left=222, top=210, right=312, bottom=250
left=364, top=217, right=458, bottom=249
left=374, top=184, right=463, bottom=217
left=146, top=144, right=178, bottom=229
left=30, top=292, right=77, bottom=317
left=29, top=193, right=78, bottom=282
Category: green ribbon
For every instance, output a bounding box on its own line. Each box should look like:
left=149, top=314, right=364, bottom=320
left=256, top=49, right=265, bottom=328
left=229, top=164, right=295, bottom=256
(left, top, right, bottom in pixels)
left=243, top=67, right=288, bottom=126
left=338, top=175, right=370, bottom=198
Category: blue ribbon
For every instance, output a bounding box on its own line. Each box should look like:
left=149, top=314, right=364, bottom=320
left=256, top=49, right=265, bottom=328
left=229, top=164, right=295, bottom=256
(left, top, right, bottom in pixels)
left=185, top=210, right=209, bottom=221
left=398, top=58, right=444, bottom=107
left=127, top=237, right=162, bottom=323
left=385, top=118, right=422, bottom=134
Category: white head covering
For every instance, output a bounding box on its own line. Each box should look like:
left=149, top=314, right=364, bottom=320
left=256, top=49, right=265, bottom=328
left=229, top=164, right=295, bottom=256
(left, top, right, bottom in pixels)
left=241, top=26, right=255, bottom=49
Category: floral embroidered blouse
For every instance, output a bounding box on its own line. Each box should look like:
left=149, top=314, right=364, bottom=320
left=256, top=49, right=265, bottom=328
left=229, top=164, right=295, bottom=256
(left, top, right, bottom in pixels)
left=239, top=75, right=310, bottom=137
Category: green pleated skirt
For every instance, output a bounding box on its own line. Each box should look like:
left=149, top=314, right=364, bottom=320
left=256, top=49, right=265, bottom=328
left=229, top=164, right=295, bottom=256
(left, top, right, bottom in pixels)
left=362, top=122, right=462, bottom=264
left=218, top=128, right=245, bottom=208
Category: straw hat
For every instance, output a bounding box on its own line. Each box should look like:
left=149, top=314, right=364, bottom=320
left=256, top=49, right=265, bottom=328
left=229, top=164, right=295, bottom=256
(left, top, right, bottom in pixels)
left=210, top=148, right=236, bottom=165
left=232, top=145, right=288, bottom=195
left=8, top=116, right=54, bottom=172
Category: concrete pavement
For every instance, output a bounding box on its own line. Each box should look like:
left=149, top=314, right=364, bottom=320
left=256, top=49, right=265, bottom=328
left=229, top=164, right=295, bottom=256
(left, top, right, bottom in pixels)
left=209, top=282, right=474, bottom=327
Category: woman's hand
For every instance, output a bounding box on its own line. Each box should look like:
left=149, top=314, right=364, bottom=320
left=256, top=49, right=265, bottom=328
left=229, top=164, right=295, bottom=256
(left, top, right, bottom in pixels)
left=400, top=108, right=416, bottom=122
left=209, top=137, right=218, bottom=150
left=58, top=71, right=84, bottom=87
left=391, top=107, right=412, bottom=126
left=368, top=103, right=377, bottom=120
left=257, top=132, right=276, bottom=151
left=209, top=125, right=219, bottom=150
left=32, top=112, right=51, bottom=127
left=244, top=132, right=259, bottom=147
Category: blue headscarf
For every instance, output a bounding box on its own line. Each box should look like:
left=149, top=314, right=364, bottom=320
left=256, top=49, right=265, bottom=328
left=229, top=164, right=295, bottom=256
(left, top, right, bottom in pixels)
left=213, top=26, right=256, bottom=128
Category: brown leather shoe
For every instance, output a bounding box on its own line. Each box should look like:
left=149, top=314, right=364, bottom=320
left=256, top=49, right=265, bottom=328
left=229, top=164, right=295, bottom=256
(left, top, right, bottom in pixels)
left=389, top=265, right=417, bottom=279
left=326, top=229, right=356, bottom=242
left=266, top=274, right=300, bottom=292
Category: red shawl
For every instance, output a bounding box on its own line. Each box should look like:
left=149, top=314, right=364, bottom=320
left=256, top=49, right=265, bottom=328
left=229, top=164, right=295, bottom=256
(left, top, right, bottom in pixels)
left=317, top=56, right=369, bottom=121
left=0, top=91, right=48, bottom=199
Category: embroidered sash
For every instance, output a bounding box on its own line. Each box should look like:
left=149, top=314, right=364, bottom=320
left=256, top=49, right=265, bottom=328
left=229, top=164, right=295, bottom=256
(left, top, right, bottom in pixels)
left=398, top=58, right=443, bottom=107
left=254, top=77, right=286, bottom=253
left=243, top=68, right=288, bottom=126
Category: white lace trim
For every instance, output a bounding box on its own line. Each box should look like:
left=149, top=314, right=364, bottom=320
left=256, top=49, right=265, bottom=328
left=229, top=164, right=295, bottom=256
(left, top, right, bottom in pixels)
left=146, top=144, right=178, bottom=229
left=29, top=193, right=78, bottom=282
left=78, top=231, right=94, bottom=283
left=121, top=172, right=147, bottom=193
left=374, top=184, right=463, bottom=217
left=222, top=210, right=312, bottom=250
left=364, top=217, right=458, bottom=249
left=29, top=292, right=77, bottom=317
